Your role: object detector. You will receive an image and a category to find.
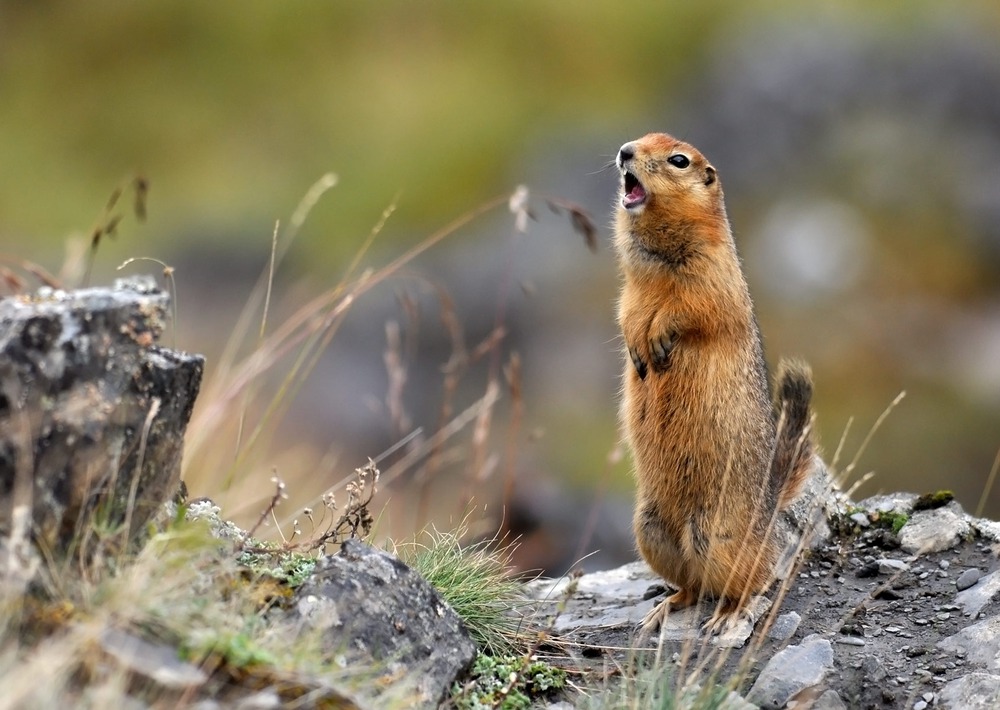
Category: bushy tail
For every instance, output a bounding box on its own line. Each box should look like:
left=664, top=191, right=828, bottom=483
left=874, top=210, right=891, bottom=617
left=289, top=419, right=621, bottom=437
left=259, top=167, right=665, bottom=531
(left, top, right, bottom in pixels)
left=771, top=359, right=815, bottom=509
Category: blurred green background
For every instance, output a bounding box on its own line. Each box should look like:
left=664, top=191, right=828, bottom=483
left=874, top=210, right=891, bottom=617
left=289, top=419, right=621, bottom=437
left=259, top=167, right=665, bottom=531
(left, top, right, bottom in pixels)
left=3, top=1, right=1000, bottom=570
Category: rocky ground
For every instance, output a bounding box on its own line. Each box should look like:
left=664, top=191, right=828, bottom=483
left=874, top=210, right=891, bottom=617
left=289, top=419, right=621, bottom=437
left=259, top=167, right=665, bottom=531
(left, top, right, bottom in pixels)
left=5, top=279, right=1000, bottom=709
left=525, top=493, right=1000, bottom=709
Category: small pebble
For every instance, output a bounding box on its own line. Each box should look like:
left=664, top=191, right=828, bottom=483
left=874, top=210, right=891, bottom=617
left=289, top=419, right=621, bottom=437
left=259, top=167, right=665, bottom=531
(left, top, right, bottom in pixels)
left=835, top=637, right=866, bottom=647
left=939, top=560, right=950, bottom=570
left=914, top=702, right=927, bottom=710
left=955, top=567, right=981, bottom=591
left=850, top=512, right=870, bottom=527
left=923, top=692, right=934, bottom=702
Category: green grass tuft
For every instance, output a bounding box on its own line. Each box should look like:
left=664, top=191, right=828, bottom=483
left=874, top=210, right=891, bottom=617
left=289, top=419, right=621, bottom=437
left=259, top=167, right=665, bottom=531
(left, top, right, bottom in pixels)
left=582, top=657, right=733, bottom=710
left=395, top=523, right=525, bottom=656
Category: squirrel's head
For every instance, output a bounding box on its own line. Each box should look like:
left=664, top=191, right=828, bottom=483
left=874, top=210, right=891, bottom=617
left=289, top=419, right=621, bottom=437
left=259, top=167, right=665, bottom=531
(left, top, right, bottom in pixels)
left=616, top=133, right=721, bottom=219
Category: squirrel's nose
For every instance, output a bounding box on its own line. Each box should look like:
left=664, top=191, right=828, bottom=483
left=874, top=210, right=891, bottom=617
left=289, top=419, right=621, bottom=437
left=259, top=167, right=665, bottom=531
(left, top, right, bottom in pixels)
left=617, top=144, right=635, bottom=167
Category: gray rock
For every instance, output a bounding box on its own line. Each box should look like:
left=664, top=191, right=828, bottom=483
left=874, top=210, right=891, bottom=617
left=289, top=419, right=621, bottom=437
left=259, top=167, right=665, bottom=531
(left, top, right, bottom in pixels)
left=937, top=672, right=1000, bottom=709
left=527, top=562, right=771, bottom=649
left=188, top=702, right=222, bottom=710
left=972, top=518, right=1000, bottom=543
left=849, top=512, right=870, bottom=527
left=957, top=570, right=1000, bottom=617
left=234, top=691, right=282, bottom=709
left=715, top=595, right=773, bottom=649
left=767, top=611, right=802, bottom=641
left=289, top=539, right=476, bottom=707
left=843, top=654, right=889, bottom=707
left=956, top=568, right=983, bottom=592
left=0, top=277, right=203, bottom=549
left=778, top=455, right=838, bottom=556
left=833, top=637, right=865, bottom=647
left=812, top=689, right=847, bottom=710
left=99, top=627, right=207, bottom=689
left=0, top=504, right=38, bottom=596
left=938, top=615, right=1000, bottom=669
left=898, top=505, right=970, bottom=554
left=878, top=558, right=909, bottom=575
left=859, top=492, right=919, bottom=514
left=747, top=634, right=834, bottom=709
left=717, top=690, right=759, bottom=710
left=526, top=561, right=668, bottom=634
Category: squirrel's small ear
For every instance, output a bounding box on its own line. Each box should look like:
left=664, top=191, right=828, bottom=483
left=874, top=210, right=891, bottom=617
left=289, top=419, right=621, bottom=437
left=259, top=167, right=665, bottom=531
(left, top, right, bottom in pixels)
left=704, top=165, right=716, bottom=187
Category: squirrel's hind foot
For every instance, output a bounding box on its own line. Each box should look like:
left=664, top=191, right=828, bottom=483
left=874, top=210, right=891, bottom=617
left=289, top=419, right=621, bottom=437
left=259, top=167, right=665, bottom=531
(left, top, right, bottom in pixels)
left=637, top=587, right=698, bottom=635
left=701, top=597, right=750, bottom=636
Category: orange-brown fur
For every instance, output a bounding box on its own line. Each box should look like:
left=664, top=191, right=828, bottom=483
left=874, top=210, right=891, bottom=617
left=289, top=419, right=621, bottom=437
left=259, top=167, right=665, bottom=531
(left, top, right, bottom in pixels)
left=613, top=133, right=815, bottom=633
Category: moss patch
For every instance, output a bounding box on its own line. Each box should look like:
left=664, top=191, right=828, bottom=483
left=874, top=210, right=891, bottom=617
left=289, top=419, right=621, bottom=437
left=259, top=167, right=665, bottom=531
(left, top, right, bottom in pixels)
left=913, top=490, right=955, bottom=511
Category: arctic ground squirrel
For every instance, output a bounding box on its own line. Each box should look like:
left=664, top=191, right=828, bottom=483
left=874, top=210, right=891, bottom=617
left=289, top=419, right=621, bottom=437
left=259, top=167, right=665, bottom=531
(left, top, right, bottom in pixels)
left=614, top=132, right=815, bottom=634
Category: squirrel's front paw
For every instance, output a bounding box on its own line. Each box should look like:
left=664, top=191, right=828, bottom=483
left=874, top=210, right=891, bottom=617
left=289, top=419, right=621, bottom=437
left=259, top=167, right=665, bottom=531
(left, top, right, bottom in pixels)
left=628, top=346, right=648, bottom=380
left=649, top=331, right=678, bottom=372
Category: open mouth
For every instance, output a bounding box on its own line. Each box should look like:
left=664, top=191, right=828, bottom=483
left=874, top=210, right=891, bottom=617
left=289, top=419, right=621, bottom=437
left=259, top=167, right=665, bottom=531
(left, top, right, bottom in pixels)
left=622, top=171, right=647, bottom=209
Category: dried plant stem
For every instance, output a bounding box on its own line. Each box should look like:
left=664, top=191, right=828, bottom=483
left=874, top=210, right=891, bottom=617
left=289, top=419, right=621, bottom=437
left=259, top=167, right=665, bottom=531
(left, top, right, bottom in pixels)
left=498, top=353, right=523, bottom=538
left=836, top=391, right=905, bottom=487
left=975, top=446, right=1000, bottom=518
left=186, top=192, right=510, bottom=470
left=307, top=383, right=502, bottom=516
left=214, top=173, right=338, bottom=380
left=232, top=220, right=280, bottom=473
left=244, top=474, right=287, bottom=542
left=120, top=397, right=161, bottom=555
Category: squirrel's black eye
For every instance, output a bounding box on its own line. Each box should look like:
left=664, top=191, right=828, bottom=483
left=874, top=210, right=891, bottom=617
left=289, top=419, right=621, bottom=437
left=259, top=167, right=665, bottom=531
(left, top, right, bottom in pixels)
left=667, top=154, right=690, bottom=169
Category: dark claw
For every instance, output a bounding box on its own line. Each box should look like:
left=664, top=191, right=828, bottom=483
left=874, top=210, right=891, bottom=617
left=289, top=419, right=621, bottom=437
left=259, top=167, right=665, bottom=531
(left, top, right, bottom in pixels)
left=650, top=332, right=677, bottom=372
left=629, top=347, right=647, bottom=380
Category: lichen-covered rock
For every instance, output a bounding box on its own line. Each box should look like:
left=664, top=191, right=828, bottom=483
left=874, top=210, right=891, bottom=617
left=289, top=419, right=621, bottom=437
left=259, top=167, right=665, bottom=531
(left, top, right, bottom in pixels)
left=288, top=539, right=477, bottom=708
left=0, top=276, right=203, bottom=550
